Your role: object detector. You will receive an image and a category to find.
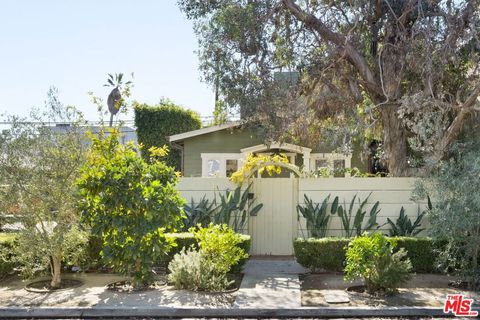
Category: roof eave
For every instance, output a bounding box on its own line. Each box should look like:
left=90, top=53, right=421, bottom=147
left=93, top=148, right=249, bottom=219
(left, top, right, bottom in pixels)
left=168, top=121, right=243, bottom=143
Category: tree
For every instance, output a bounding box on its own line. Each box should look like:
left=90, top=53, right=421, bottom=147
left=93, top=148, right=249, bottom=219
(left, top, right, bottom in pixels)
left=104, top=73, right=133, bottom=127
left=0, top=88, right=88, bottom=289
left=413, top=141, right=480, bottom=290
left=212, top=99, right=229, bottom=125
left=134, top=99, right=202, bottom=170
left=77, top=131, right=185, bottom=287
left=178, top=0, right=480, bottom=175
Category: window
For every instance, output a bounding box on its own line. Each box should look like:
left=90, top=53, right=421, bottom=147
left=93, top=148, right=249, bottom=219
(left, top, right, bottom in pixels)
left=315, top=159, right=328, bottom=169
left=333, top=159, right=346, bottom=177
left=226, top=159, right=238, bottom=177
left=207, top=159, right=221, bottom=177
left=201, top=153, right=243, bottom=178
left=310, top=153, right=352, bottom=177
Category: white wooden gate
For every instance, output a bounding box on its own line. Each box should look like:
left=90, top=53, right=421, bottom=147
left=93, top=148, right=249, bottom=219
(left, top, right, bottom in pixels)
left=248, top=178, right=298, bottom=255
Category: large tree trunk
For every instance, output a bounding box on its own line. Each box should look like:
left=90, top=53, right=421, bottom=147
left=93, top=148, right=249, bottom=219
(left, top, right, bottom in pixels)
left=381, top=104, right=409, bottom=176
left=50, top=255, right=62, bottom=289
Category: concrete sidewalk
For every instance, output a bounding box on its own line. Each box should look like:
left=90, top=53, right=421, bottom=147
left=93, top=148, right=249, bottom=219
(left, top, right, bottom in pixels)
left=233, top=258, right=307, bottom=308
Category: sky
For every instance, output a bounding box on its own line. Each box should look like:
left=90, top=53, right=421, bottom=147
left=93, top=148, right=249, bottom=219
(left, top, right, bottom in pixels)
left=0, top=0, right=215, bottom=122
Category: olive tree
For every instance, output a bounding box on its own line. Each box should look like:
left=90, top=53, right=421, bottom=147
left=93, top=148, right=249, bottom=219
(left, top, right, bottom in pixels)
left=414, top=142, right=480, bottom=290
left=76, top=131, right=185, bottom=287
left=0, top=88, right=88, bottom=288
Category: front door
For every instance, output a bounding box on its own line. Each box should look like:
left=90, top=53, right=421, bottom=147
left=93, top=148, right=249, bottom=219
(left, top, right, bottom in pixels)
left=249, top=178, right=298, bottom=255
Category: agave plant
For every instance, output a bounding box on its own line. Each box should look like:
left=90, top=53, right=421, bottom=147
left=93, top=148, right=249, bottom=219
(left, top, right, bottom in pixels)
left=336, top=193, right=381, bottom=237
left=213, top=183, right=263, bottom=233
left=387, top=197, right=431, bottom=236
left=181, top=196, right=217, bottom=231
left=297, top=194, right=339, bottom=238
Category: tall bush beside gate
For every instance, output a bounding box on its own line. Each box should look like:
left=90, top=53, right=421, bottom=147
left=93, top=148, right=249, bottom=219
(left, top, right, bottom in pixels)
left=77, top=131, right=185, bottom=287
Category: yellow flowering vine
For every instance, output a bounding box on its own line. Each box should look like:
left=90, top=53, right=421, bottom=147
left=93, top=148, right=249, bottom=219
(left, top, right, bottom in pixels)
left=230, top=153, right=301, bottom=185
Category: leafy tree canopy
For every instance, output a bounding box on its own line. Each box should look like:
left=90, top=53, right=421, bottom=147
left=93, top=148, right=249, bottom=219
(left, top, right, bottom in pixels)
left=179, top=0, right=480, bottom=175
left=0, top=88, right=88, bottom=288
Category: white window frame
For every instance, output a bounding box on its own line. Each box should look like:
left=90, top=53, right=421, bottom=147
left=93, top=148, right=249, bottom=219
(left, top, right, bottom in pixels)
left=201, top=153, right=243, bottom=178
left=310, top=153, right=352, bottom=176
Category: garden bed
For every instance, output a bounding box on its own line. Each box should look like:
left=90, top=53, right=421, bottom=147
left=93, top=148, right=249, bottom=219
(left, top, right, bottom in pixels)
left=300, top=273, right=480, bottom=307
left=0, top=273, right=240, bottom=308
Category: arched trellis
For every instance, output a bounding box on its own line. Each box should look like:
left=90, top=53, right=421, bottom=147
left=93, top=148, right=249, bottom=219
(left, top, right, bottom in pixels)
left=236, top=161, right=304, bottom=185
left=240, top=142, right=312, bottom=171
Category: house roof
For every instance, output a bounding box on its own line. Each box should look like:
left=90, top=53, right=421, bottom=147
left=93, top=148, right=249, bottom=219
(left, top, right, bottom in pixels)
left=168, top=121, right=242, bottom=143
left=49, top=125, right=135, bottom=134
left=240, top=142, right=312, bottom=154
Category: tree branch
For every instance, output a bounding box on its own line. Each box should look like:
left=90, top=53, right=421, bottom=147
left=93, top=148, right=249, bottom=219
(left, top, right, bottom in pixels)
left=282, top=0, right=382, bottom=97
left=439, top=84, right=480, bottom=156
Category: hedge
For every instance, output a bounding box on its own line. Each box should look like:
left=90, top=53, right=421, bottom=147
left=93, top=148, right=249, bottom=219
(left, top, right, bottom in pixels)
left=88, top=233, right=251, bottom=273
left=0, top=233, right=17, bottom=277
left=134, top=102, right=202, bottom=170
left=294, top=237, right=440, bottom=273
left=294, top=238, right=350, bottom=272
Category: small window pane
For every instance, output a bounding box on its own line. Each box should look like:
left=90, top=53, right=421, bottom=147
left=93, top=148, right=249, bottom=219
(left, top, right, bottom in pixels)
left=315, top=159, right=328, bottom=169
left=207, top=159, right=220, bottom=177
left=333, top=159, right=345, bottom=177
left=226, top=159, right=238, bottom=177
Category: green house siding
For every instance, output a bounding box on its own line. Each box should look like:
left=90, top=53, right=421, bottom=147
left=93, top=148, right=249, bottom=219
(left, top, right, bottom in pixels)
left=180, top=126, right=368, bottom=177
left=183, top=128, right=263, bottom=177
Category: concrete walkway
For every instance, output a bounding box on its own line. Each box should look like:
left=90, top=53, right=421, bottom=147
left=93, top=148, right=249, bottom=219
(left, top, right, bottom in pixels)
left=233, top=258, right=307, bottom=308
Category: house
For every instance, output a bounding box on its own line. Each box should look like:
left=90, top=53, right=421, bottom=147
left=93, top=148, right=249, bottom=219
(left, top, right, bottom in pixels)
left=169, top=121, right=368, bottom=178
left=50, top=124, right=138, bottom=146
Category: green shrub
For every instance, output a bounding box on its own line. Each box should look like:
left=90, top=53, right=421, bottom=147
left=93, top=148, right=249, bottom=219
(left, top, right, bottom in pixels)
left=393, top=237, right=437, bottom=273
left=293, top=237, right=349, bottom=272
left=134, top=101, right=202, bottom=170
left=294, top=236, right=438, bottom=273
left=0, top=233, right=17, bottom=278
left=168, top=225, right=248, bottom=291
left=77, top=132, right=185, bottom=287
left=167, top=248, right=230, bottom=291
left=344, top=233, right=412, bottom=294
left=162, top=232, right=250, bottom=273
left=413, top=142, right=480, bottom=289
left=193, top=224, right=248, bottom=273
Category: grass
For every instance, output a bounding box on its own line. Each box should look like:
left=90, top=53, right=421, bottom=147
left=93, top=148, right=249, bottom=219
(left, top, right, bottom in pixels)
left=0, top=233, right=17, bottom=243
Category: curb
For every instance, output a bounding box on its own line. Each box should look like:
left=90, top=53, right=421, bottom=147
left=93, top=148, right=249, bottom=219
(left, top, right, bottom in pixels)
left=1, top=306, right=475, bottom=318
